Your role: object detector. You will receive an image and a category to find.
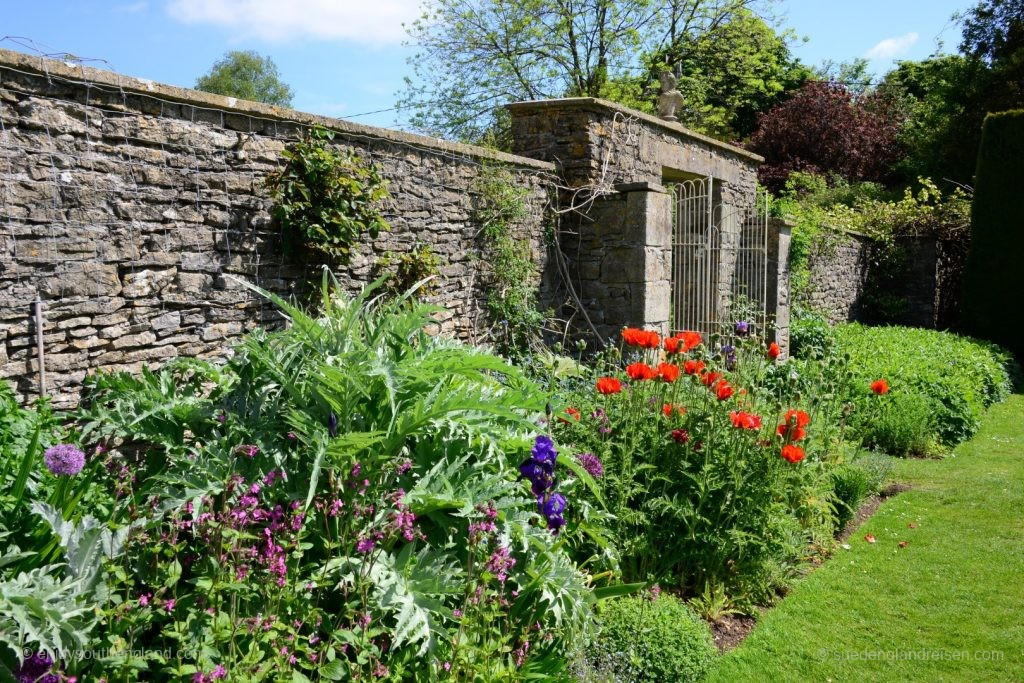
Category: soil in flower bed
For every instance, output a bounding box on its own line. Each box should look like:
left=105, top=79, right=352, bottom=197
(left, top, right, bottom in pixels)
left=711, top=614, right=759, bottom=652
left=711, top=482, right=910, bottom=653
left=836, top=483, right=911, bottom=543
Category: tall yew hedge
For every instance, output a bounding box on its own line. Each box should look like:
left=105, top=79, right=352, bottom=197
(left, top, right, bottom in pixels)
left=962, top=110, right=1024, bottom=361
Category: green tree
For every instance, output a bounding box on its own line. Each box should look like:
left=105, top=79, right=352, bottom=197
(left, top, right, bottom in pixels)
left=626, top=9, right=811, bottom=139
left=400, top=0, right=774, bottom=144
left=879, top=55, right=984, bottom=187
left=876, top=1, right=1023, bottom=187
left=195, top=50, right=294, bottom=107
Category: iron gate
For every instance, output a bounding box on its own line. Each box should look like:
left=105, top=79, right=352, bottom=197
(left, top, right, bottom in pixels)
left=670, top=178, right=768, bottom=337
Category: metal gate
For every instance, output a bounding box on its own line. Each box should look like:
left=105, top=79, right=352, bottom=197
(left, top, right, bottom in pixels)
left=671, top=178, right=768, bottom=337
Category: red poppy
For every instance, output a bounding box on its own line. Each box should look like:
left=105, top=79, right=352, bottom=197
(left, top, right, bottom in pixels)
left=684, top=360, right=705, bottom=375
left=715, top=379, right=734, bottom=401
left=768, top=342, right=781, bottom=360
left=558, top=407, right=581, bottom=424
left=871, top=379, right=889, bottom=395
left=626, top=362, right=658, bottom=381
left=671, top=428, right=690, bottom=444
left=701, top=371, right=722, bottom=387
left=664, top=330, right=702, bottom=354
left=777, top=409, right=810, bottom=441
left=622, top=328, right=660, bottom=349
left=729, top=410, right=762, bottom=430
left=662, top=403, right=686, bottom=417
left=657, top=363, right=680, bottom=382
left=780, top=444, right=806, bottom=463
left=596, top=377, right=622, bottom=394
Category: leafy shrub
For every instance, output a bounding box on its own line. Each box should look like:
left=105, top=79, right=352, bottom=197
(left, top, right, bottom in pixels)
left=831, top=454, right=890, bottom=530
left=552, top=324, right=845, bottom=607
left=266, top=125, right=389, bottom=262
left=582, top=592, right=716, bottom=683
left=789, top=305, right=837, bottom=359
left=858, top=391, right=937, bottom=457
left=52, top=276, right=595, bottom=681
left=835, top=323, right=1013, bottom=447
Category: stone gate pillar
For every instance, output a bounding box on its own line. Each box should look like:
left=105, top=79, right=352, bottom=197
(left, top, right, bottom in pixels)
left=508, top=97, right=763, bottom=346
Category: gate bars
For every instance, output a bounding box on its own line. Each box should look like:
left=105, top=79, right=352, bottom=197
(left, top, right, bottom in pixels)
left=670, top=178, right=768, bottom=337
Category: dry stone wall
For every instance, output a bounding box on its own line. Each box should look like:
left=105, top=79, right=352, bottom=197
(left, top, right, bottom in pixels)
left=804, top=231, right=872, bottom=323
left=0, top=49, right=555, bottom=407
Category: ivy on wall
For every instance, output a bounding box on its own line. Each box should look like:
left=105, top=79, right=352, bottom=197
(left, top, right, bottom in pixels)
left=473, top=164, right=546, bottom=355
left=266, top=125, right=390, bottom=262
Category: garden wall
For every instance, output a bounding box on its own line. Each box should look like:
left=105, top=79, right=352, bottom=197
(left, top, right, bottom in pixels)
left=806, top=228, right=965, bottom=329
left=0, top=48, right=556, bottom=407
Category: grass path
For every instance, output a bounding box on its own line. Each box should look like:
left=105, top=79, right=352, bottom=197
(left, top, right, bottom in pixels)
left=707, top=394, right=1024, bottom=682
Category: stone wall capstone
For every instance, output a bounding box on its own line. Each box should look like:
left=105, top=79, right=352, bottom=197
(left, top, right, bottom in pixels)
left=0, top=48, right=556, bottom=407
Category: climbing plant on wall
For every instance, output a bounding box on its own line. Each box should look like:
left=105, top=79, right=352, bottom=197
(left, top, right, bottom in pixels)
left=266, top=125, right=389, bottom=262
left=474, top=164, right=546, bottom=355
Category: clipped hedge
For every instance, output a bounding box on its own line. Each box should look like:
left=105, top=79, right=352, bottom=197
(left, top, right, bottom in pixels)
left=962, top=110, right=1024, bottom=361
left=834, top=324, right=1013, bottom=446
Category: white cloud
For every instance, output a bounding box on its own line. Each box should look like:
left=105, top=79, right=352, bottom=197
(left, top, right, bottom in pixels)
left=165, top=0, right=422, bottom=46
left=864, top=32, right=919, bottom=60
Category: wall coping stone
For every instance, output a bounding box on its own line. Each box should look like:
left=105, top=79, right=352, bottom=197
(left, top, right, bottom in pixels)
left=614, top=181, right=668, bottom=194
left=0, top=47, right=556, bottom=173
left=508, top=97, right=764, bottom=164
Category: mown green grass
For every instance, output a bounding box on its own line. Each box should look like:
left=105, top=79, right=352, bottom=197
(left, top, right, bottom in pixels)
left=707, top=394, right=1024, bottom=682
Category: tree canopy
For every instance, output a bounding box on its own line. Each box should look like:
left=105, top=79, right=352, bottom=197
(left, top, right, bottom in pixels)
left=400, top=0, right=777, bottom=143
left=195, top=50, right=294, bottom=107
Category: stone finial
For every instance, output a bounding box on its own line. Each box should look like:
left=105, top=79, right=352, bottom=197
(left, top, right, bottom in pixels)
left=657, top=72, right=685, bottom=123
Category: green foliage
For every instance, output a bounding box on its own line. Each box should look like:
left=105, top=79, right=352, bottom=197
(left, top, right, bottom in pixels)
left=0, top=557, right=95, bottom=670
left=879, top=55, right=987, bottom=187
left=373, top=245, right=442, bottom=299
left=834, top=323, right=1013, bottom=447
left=401, top=0, right=779, bottom=143
left=708, top=395, right=1024, bottom=682
left=962, top=109, right=1024, bottom=361
left=788, top=305, right=836, bottom=360
left=859, top=392, right=938, bottom=457
left=632, top=9, right=812, bottom=139
left=474, top=165, right=546, bottom=356
left=67, top=275, right=594, bottom=680
left=773, top=172, right=971, bottom=306
left=195, top=50, right=294, bottom=107
left=583, top=592, right=717, bottom=683
left=830, top=454, right=890, bottom=530
left=552, top=325, right=847, bottom=607
left=266, top=126, right=389, bottom=262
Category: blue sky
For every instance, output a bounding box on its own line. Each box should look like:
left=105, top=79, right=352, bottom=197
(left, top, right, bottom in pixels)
left=2, top=1, right=974, bottom=130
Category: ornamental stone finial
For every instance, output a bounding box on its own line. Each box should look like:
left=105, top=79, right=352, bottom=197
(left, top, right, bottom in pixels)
left=657, top=71, right=685, bottom=123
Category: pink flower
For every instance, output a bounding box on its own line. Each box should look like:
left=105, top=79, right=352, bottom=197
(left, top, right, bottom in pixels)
left=211, top=665, right=227, bottom=680
left=164, top=599, right=176, bottom=612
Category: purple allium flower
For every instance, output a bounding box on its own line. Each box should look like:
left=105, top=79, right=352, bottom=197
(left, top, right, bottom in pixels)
left=43, top=444, right=85, bottom=476
left=576, top=453, right=604, bottom=478
left=735, top=320, right=749, bottom=336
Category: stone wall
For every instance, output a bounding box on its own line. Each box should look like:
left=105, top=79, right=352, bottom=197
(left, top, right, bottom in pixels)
left=508, top=98, right=763, bottom=343
left=805, top=229, right=966, bottom=329
left=804, top=231, right=872, bottom=323
left=0, top=48, right=556, bottom=407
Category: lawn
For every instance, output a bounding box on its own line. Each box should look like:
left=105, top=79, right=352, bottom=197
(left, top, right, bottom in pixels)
left=707, top=394, right=1024, bottom=682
